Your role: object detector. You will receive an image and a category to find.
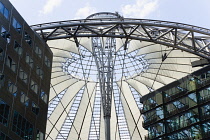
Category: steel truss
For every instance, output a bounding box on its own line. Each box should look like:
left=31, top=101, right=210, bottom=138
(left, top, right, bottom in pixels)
left=32, top=12, right=210, bottom=60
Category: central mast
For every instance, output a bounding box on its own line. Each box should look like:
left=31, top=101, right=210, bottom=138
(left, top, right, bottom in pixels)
left=92, top=37, right=116, bottom=140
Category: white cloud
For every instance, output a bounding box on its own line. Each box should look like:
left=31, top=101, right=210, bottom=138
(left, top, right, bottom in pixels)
left=75, top=5, right=96, bottom=19
left=121, top=0, right=159, bottom=18
left=40, top=0, right=62, bottom=15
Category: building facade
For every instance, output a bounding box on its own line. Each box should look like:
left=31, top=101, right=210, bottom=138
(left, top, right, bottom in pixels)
left=140, top=65, right=210, bottom=140
left=0, top=0, right=52, bottom=139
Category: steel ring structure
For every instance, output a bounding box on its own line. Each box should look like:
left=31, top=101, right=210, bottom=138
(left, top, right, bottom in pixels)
left=32, top=12, right=210, bottom=140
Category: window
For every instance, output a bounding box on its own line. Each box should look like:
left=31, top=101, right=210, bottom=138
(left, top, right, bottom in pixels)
left=0, top=47, right=3, bottom=61
left=26, top=54, right=33, bottom=68
left=0, top=72, right=4, bottom=88
left=31, top=80, right=38, bottom=94
left=6, top=56, right=16, bottom=72
left=24, top=32, right=32, bottom=46
left=36, top=130, right=44, bottom=140
left=45, top=56, right=51, bottom=67
left=0, top=98, right=10, bottom=126
left=0, top=132, right=12, bottom=140
left=0, top=2, right=9, bottom=19
left=32, top=102, right=39, bottom=115
left=12, top=111, right=33, bottom=139
left=12, top=18, right=22, bottom=33
left=36, top=66, right=43, bottom=79
left=34, top=45, right=42, bottom=58
left=20, top=92, right=29, bottom=107
left=8, top=80, right=17, bottom=97
left=40, top=90, right=48, bottom=103
left=1, top=27, right=10, bottom=43
left=14, top=41, right=22, bottom=55
left=19, top=68, right=28, bottom=84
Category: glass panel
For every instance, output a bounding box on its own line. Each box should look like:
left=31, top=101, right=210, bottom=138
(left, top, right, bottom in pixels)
left=32, top=102, right=39, bottom=115
left=40, top=90, right=48, bottom=103
left=14, top=41, right=22, bottom=55
left=0, top=98, right=10, bottom=126
left=0, top=47, right=3, bottom=61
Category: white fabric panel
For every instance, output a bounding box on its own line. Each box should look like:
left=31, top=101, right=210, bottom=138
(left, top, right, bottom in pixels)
left=78, top=37, right=92, bottom=52
left=67, top=82, right=96, bottom=140
left=80, top=86, right=97, bottom=139
left=50, top=48, right=72, bottom=58
left=48, top=39, right=79, bottom=54
left=137, top=44, right=168, bottom=56
left=47, top=82, right=85, bottom=138
left=141, top=72, right=173, bottom=85
left=51, top=71, right=66, bottom=79
left=134, top=76, right=164, bottom=90
left=50, top=74, right=71, bottom=86
left=146, top=68, right=187, bottom=80
left=51, top=66, right=63, bottom=73
left=49, top=81, right=85, bottom=122
left=127, top=40, right=141, bottom=53
left=126, top=79, right=150, bottom=96
left=110, top=92, right=120, bottom=140
left=53, top=56, right=66, bottom=63
left=45, top=121, right=53, bottom=138
left=118, top=81, right=141, bottom=139
left=49, top=78, right=80, bottom=101
left=52, top=62, right=63, bottom=67
left=47, top=98, right=73, bottom=139
left=116, top=38, right=127, bottom=51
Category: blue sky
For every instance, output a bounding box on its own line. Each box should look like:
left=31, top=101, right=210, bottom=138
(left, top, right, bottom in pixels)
left=9, top=0, right=210, bottom=29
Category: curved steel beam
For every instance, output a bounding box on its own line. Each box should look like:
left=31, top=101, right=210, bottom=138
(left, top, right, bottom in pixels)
left=31, top=17, right=210, bottom=60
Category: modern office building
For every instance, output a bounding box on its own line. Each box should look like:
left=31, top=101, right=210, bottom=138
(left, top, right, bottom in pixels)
left=140, top=65, right=210, bottom=140
left=0, top=0, right=52, bottom=139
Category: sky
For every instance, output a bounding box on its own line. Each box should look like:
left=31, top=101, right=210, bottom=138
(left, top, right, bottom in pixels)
left=9, top=0, right=210, bottom=29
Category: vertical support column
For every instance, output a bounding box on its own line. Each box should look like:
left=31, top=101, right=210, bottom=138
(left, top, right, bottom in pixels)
left=92, top=37, right=115, bottom=140
left=104, top=117, right=111, bottom=140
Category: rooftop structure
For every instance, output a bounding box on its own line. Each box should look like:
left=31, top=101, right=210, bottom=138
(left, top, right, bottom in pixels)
left=31, top=12, right=210, bottom=140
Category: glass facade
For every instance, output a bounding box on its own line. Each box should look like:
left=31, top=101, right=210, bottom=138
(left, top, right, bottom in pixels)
left=0, top=0, right=52, bottom=139
left=12, top=111, right=34, bottom=139
left=141, top=66, right=210, bottom=140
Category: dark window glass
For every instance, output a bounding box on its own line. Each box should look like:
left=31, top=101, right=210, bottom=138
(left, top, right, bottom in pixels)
left=40, top=90, right=48, bottom=103
left=24, top=32, right=32, bottom=46
left=26, top=54, right=33, bottom=68
left=31, top=80, right=38, bottom=94
left=36, top=130, right=44, bottom=140
left=45, top=56, right=51, bottom=67
left=20, top=92, right=29, bottom=107
left=19, top=68, right=28, bottom=84
left=12, top=18, right=22, bottom=33
left=32, top=102, right=39, bottom=115
left=0, top=72, right=4, bottom=88
left=36, top=66, right=43, bottom=79
left=0, top=47, right=3, bottom=61
left=0, top=2, right=9, bottom=19
left=14, top=41, right=22, bottom=55
left=0, top=2, right=3, bottom=13
left=12, top=111, right=34, bottom=139
left=8, top=80, right=17, bottom=97
left=0, top=98, right=10, bottom=126
left=1, top=27, right=10, bottom=43
left=0, top=131, right=12, bottom=140
left=6, top=56, right=16, bottom=72
left=3, top=7, right=9, bottom=19
left=34, top=45, right=42, bottom=58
